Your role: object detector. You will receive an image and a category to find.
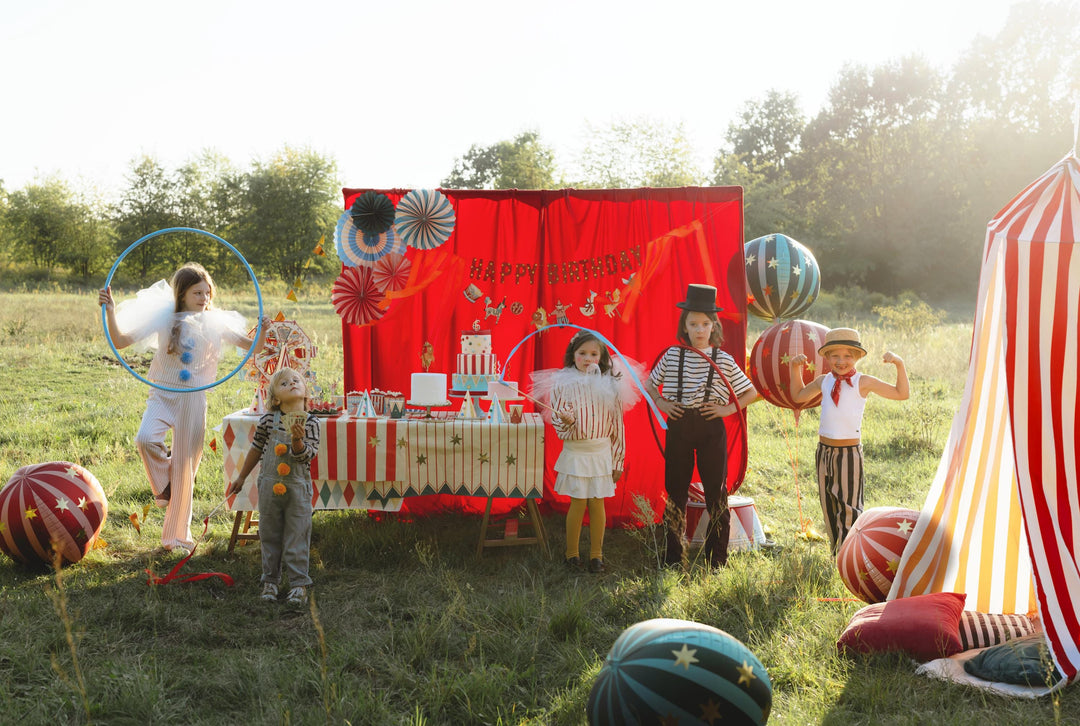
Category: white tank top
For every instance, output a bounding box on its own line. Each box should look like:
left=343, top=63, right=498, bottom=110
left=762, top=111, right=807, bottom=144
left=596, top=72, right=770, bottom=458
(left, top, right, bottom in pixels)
left=819, top=372, right=866, bottom=439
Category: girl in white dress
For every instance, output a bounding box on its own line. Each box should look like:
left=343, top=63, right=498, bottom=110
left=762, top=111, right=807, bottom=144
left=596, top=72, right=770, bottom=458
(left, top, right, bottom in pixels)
left=100, top=262, right=268, bottom=553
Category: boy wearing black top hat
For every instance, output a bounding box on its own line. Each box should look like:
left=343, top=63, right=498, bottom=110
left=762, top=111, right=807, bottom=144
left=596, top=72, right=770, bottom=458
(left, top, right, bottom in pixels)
left=646, top=284, right=760, bottom=568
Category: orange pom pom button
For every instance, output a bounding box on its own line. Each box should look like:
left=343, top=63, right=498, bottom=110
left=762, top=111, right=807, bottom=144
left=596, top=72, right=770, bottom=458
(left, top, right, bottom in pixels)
left=273, top=482, right=286, bottom=495
left=276, top=463, right=291, bottom=476
left=274, top=443, right=288, bottom=455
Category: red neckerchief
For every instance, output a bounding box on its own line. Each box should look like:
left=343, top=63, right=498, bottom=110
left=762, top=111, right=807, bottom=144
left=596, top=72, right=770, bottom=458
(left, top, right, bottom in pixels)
left=830, top=370, right=856, bottom=406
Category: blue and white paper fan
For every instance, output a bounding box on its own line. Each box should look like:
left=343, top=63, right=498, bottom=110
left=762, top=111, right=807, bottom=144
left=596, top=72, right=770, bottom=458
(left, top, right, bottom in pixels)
left=394, top=189, right=456, bottom=250
left=335, top=210, right=406, bottom=267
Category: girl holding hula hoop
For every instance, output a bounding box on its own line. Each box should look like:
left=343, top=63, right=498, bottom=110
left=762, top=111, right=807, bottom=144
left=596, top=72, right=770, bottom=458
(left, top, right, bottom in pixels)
left=100, top=262, right=269, bottom=553
left=645, top=284, right=761, bottom=569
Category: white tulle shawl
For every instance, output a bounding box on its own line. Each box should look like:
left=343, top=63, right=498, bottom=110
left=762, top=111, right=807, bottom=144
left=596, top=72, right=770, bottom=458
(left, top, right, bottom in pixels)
left=113, top=279, right=248, bottom=355
left=528, top=357, right=645, bottom=424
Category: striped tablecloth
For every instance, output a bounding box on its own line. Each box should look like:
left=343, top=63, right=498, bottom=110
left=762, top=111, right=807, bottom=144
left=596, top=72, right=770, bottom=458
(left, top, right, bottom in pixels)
left=220, top=411, right=545, bottom=512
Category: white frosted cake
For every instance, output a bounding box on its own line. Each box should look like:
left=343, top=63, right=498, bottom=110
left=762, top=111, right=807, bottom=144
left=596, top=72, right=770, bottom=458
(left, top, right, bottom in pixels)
left=410, top=373, right=447, bottom=405
left=451, top=330, right=501, bottom=393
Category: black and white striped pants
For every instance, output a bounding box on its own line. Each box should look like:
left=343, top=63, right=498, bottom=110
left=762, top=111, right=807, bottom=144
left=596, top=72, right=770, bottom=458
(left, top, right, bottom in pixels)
left=816, top=442, right=864, bottom=554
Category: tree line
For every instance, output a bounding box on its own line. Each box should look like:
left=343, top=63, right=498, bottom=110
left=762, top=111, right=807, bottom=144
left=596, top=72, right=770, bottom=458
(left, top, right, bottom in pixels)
left=1, top=1, right=1076, bottom=300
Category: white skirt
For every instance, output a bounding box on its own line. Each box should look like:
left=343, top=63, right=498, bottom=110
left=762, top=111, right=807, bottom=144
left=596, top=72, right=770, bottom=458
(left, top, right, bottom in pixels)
left=554, top=438, right=615, bottom=499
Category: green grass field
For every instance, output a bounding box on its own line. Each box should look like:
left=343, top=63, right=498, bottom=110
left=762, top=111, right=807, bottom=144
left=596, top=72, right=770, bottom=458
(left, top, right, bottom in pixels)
left=0, top=289, right=1074, bottom=725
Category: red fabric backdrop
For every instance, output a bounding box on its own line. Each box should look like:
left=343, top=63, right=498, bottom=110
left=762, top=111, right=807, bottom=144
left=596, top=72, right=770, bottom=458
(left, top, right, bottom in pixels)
left=340, top=187, right=745, bottom=525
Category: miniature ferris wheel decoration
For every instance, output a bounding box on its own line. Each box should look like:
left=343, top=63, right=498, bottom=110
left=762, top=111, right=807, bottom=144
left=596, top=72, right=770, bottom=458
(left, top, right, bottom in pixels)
left=244, top=314, right=317, bottom=410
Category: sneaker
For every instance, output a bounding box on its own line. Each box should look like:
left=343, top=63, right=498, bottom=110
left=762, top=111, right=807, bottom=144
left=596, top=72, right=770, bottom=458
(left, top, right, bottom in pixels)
left=260, top=583, right=279, bottom=602
left=588, top=558, right=606, bottom=574
left=285, top=586, right=306, bottom=605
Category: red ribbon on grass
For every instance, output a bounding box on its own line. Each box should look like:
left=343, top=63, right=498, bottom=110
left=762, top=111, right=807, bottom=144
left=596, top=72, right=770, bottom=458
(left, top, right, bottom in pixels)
left=145, top=509, right=235, bottom=587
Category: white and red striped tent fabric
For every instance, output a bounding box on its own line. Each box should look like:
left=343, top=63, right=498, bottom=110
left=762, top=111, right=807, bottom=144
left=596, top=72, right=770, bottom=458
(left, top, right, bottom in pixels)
left=889, top=152, right=1080, bottom=687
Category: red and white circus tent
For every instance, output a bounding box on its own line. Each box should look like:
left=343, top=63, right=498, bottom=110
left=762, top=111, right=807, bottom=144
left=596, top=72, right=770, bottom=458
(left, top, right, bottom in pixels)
left=889, top=152, right=1080, bottom=687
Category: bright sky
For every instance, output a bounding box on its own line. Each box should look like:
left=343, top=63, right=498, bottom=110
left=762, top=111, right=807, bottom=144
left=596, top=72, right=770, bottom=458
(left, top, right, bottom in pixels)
left=1, top=0, right=1022, bottom=198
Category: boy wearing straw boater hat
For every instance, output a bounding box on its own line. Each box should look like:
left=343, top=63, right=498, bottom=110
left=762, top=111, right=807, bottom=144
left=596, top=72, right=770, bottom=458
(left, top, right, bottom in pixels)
left=790, top=328, right=909, bottom=554
left=646, top=284, right=761, bottom=569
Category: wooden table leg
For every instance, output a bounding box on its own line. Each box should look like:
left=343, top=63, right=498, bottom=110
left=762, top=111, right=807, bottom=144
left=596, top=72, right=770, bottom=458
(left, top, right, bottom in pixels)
left=526, top=499, right=549, bottom=558
left=478, top=498, right=549, bottom=557
left=228, top=510, right=260, bottom=553
left=477, top=496, right=495, bottom=557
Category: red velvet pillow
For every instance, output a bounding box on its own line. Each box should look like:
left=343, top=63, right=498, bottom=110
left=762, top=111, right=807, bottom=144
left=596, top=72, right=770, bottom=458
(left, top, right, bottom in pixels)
left=837, top=592, right=967, bottom=661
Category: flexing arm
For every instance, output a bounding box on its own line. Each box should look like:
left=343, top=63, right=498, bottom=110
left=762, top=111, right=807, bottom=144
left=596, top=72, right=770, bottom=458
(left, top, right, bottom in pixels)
left=789, top=354, right=824, bottom=403
left=862, top=351, right=909, bottom=400
left=98, top=287, right=135, bottom=349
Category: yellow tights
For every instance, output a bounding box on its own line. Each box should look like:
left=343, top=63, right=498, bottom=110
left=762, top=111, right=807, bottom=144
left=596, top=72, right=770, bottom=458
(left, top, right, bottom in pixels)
left=565, top=497, right=606, bottom=560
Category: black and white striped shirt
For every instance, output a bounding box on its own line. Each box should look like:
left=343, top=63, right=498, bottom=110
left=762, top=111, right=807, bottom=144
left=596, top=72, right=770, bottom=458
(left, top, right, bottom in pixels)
left=648, top=346, right=754, bottom=407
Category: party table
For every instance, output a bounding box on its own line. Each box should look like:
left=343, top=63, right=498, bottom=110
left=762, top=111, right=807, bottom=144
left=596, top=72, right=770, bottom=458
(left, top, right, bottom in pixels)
left=218, top=410, right=547, bottom=555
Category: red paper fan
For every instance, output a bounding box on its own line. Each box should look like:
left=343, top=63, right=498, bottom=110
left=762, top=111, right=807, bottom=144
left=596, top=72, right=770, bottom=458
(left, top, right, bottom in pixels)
left=332, top=267, right=386, bottom=326
left=371, top=252, right=412, bottom=292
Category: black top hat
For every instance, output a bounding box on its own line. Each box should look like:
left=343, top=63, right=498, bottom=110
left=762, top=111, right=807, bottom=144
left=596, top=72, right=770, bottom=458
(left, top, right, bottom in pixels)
left=675, top=284, right=724, bottom=313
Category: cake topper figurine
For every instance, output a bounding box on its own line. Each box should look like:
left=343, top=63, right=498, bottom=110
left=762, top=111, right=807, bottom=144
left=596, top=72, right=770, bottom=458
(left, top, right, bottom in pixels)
left=419, top=341, right=435, bottom=372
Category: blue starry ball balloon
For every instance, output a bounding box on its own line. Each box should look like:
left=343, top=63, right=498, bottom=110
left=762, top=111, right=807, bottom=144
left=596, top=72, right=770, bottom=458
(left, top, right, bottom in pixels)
left=587, top=618, right=771, bottom=726
left=745, top=233, right=820, bottom=322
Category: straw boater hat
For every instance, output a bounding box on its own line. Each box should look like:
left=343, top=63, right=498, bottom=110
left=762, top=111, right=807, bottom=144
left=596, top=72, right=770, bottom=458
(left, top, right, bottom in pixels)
left=818, top=328, right=867, bottom=359
left=675, top=284, right=724, bottom=313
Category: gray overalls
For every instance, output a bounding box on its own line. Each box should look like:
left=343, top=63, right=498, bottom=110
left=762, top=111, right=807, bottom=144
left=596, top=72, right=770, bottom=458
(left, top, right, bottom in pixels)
left=258, top=411, right=314, bottom=588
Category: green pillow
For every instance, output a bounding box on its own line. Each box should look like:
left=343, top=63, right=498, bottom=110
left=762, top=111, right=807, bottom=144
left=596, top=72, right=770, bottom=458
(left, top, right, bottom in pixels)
left=963, top=633, right=1063, bottom=687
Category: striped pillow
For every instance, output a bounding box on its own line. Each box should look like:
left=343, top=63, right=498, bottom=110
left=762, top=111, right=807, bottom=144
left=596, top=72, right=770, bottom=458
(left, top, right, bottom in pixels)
left=958, top=611, right=1035, bottom=651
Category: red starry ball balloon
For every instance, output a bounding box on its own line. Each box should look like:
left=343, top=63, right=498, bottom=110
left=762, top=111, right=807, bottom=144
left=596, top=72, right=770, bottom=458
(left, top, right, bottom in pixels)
left=0, top=462, right=109, bottom=567
left=836, top=506, right=921, bottom=603
left=748, top=319, right=830, bottom=422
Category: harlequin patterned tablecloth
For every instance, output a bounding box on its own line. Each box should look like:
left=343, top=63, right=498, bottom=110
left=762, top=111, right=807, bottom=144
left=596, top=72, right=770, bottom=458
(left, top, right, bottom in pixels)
left=219, top=411, right=545, bottom=512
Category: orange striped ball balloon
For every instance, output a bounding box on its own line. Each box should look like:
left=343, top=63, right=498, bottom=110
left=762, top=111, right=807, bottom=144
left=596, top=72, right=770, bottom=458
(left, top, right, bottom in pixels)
left=748, top=319, right=829, bottom=420
left=0, top=462, right=109, bottom=567
left=836, top=506, right=921, bottom=603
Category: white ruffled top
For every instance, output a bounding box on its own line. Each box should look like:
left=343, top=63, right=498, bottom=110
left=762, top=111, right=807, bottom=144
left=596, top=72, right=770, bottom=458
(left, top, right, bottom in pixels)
left=114, top=280, right=250, bottom=388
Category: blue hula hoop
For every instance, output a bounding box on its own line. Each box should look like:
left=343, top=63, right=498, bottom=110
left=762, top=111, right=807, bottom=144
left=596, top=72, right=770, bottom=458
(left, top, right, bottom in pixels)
left=101, top=227, right=264, bottom=393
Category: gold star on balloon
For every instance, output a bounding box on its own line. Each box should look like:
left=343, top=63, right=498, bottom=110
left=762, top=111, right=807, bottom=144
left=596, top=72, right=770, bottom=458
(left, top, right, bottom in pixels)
left=450, top=434, right=463, bottom=446
left=858, top=569, right=870, bottom=581
left=55, top=498, right=71, bottom=512
left=368, top=435, right=381, bottom=448
left=745, top=254, right=756, bottom=266
left=659, top=715, right=679, bottom=726
left=78, top=497, right=89, bottom=510
left=397, top=437, right=409, bottom=449
left=767, top=257, right=779, bottom=269
left=781, top=354, right=792, bottom=364
left=416, top=454, right=428, bottom=465
left=887, top=558, right=900, bottom=573
left=806, top=361, right=817, bottom=372
left=505, top=454, right=517, bottom=466
left=671, top=643, right=699, bottom=670
left=897, top=519, right=914, bottom=534
left=478, top=452, right=490, bottom=464
left=699, top=699, right=722, bottom=724
left=737, top=660, right=757, bottom=686
left=792, top=265, right=802, bottom=276
left=66, top=466, right=80, bottom=478
left=0, top=521, right=5, bottom=533
left=25, top=507, right=38, bottom=520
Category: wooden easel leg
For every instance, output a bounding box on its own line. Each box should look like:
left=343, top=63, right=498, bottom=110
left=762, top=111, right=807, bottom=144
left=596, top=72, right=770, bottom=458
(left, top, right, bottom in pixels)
left=477, top=497, right=495, bottom=557
left=228, top=511, right=244, bottom=553
left=526, top=499, right=549, bottom=558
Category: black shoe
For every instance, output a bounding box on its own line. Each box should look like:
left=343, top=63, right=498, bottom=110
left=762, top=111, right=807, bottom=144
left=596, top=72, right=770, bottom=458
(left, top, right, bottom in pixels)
left=564, top=556, right=582, bottom=570
left=588, top=558, right=605, bottom=574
